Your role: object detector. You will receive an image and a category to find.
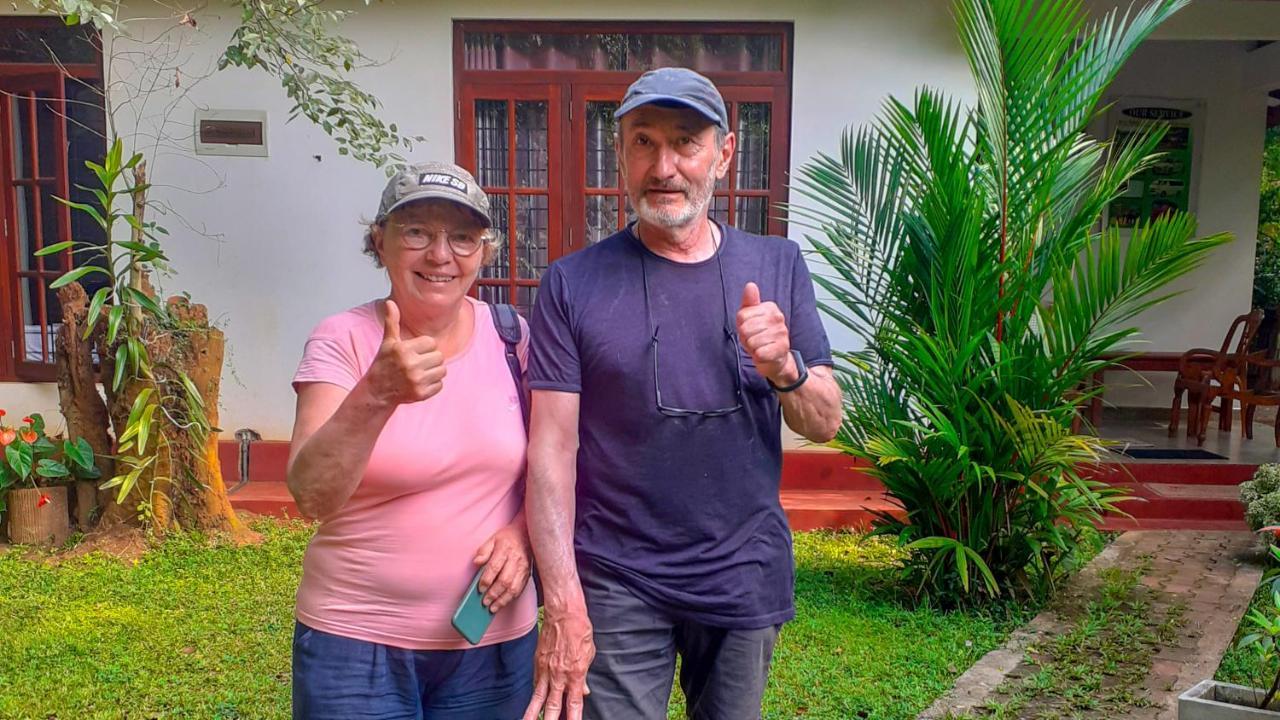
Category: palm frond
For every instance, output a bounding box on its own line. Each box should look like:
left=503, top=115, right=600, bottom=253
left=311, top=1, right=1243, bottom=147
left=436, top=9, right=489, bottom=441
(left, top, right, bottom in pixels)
left=794, top=0, right=1217, bottom=604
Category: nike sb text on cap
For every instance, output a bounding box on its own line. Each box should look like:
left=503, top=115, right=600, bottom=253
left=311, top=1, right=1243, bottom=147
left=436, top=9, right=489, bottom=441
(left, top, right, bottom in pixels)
left=375, top=160, right=492, bottom=227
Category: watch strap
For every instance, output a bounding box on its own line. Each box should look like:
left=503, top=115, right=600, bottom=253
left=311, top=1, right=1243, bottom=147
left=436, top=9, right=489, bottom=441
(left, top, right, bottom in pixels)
left=768, top=349, right=809, bottom=393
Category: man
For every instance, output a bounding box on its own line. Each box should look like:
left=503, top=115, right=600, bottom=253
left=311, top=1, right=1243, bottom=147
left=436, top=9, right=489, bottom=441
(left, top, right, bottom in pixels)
left=522, top=67, right=843, bottom=720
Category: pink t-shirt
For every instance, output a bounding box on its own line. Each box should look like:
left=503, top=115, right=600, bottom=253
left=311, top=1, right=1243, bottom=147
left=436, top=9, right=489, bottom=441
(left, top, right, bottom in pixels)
left=291, top=297, right=536, bottom=650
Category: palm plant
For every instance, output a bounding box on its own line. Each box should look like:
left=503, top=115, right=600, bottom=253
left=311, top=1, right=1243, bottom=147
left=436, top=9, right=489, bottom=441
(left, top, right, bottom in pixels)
left=792, top=0, right=1230, bottom=602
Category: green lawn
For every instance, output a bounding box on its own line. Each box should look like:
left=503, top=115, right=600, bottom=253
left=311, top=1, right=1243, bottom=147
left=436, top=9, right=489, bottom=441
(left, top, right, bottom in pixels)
left=0, top=521, right=1031, bottom=720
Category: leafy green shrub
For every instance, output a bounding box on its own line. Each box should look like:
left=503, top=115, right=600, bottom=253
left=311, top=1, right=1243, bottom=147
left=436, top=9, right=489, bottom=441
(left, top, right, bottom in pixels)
left=1235, top=545, right=1280, bottom=708
left=793, top=0, right=1226, bottom=603
left=1243, top=464, right=1280, bottom=532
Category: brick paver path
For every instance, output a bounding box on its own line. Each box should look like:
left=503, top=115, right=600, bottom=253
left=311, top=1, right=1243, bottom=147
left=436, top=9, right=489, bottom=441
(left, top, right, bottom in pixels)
left=920, top=531, right=1262, bottom=720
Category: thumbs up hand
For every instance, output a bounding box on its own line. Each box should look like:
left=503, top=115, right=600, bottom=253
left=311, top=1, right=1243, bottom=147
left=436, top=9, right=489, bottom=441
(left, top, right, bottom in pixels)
left=366, top=299, right=447, bottom=406
left=736, top=282, right=798, bottom=386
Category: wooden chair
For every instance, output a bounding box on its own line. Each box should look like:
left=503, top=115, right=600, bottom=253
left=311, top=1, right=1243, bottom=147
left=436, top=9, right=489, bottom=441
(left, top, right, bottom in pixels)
left=1235, top=353, right=1280, bottom=446
left=1168, top=309, right=1264, bottom=443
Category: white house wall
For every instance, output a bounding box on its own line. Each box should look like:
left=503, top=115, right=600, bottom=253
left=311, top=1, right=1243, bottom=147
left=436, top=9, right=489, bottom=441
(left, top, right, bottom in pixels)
left=0, top=1, right=1275, bottom=441
left=1101, top=40, right=1268, bottom=408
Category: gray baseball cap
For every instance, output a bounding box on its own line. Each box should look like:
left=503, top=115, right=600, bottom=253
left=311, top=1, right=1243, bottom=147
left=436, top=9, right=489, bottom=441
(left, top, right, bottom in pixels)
left=614, top=67, right=729, bottom=132
left=375, top=161, right=492, bottom=227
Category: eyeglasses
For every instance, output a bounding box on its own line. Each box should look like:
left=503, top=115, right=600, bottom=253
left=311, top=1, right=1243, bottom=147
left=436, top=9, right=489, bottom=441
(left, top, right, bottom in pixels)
left=391, top=223, right=484, bottom=257
left=639, top=230, right=744, bottom=418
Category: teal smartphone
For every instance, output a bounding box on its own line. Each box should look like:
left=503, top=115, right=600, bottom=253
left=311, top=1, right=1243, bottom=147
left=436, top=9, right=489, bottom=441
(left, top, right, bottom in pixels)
left=451, top=567, right=495, bottom=645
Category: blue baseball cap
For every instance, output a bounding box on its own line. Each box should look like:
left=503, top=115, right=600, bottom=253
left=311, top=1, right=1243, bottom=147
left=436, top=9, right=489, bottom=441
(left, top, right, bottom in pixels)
left=614, top=67, right=729, bottom=132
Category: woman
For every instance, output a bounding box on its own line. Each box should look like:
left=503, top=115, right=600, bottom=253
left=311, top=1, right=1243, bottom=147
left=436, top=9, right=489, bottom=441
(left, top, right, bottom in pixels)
left=286, top=161, right=536, bottom=719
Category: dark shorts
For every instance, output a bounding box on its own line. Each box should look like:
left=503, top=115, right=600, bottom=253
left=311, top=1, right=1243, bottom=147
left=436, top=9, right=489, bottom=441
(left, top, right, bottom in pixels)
left=291, top=621, right=536, bottom=720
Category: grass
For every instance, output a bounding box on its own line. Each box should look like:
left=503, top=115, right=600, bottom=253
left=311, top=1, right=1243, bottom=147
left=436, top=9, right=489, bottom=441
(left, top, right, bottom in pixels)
left=0, top=521, right=1033, bottom=720
left=1217, top=573, right=1279, bottom=699
left=1216, top=583, right=1272, bottom=689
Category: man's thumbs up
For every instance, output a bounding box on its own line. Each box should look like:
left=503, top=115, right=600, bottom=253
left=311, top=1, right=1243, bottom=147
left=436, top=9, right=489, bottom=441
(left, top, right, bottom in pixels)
left=736, top=282, right=796, bottom=386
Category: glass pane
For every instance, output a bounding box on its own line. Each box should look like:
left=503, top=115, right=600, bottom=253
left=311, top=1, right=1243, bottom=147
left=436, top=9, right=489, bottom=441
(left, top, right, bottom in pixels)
left=0, top=25, right=97, bottom=64
left=37, top=187, right=63, bottom=272
left=709, top=34, right=781, bottom=72
left=711, top=195, right=729, bottom=227
left=586, top=102, right=619, bottom=189
left=37, top=98, right=56, bottom=178
left=517, top=286, right=537, bottom=318
left=736, top=103, right=771, bottom=190
left=475, top=100, right=509, bottom=187
left=44, top=278, right=63, bottom=325
left=462, top=32, right=782, bottom=73
left=515, top=102, right=548, bottom=188
left=586, top=194, right=619, bottom=245
left=464, top=32, right=503, bottom=70
left=735, top=196, right=768, bottom=235
left=10, top=95, right=31, bottom=179
left=19, top=277, right=56, bottom=364
left=624, top=34, right=784, bottom=73
left=15, top=185, right=33, bottom=270
left=516, top=194, right=548, bottom=280
left=625, top=196, right=637, bottom=225
left=477, top=284, right=510, bottom=306
left=481, top=194, right=510, bottom=280
left=66, top=78, right=108, bottom=258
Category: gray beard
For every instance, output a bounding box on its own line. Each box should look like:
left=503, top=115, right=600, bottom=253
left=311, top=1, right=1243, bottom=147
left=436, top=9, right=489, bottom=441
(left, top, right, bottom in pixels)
left=633, top=171, right=719, bottom=229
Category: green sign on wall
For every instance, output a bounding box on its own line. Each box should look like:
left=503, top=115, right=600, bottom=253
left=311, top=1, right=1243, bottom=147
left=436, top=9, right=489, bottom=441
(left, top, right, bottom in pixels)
left=1107, top=106, right=1195, bottom=229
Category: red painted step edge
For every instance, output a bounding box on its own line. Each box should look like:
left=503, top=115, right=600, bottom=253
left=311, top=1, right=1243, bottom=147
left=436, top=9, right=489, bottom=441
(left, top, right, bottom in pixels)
left=217, top=442, right=1259, bottom=490
left=219, top=442, right=1255, bottom=529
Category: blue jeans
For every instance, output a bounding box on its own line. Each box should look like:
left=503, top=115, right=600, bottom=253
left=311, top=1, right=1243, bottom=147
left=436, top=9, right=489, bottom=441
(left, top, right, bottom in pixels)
left=291, top=622, right=536, bottom=720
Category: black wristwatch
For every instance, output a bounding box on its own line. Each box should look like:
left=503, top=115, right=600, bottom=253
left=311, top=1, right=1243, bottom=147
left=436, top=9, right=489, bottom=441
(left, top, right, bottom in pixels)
left=768, top=350, right=809, bottom=393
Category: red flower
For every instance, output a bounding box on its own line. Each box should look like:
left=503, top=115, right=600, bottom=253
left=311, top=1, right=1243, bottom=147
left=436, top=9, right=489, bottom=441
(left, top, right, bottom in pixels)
left=21, top=417, right=32, bottom=425
left=36, top=494, right=50, bottom=508
left=1262, top=525, right=1280, bottom=540
left=19, top=429, right=36, bottom=444
left=0, top=409, right=6, bottom=418
left=0, top=428, right=14, bottom=446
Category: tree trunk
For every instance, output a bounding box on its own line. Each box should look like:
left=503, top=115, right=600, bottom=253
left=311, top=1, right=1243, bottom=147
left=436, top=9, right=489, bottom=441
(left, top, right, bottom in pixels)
left=54, top=283, right=116, bottom=491
left=55, top=275, right=258, bottom=543
left=98, top=295, right=259, bottom=544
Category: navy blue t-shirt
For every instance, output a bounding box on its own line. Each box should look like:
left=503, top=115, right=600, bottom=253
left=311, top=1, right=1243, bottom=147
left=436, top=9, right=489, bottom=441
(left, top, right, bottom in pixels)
left=528, top=222, right=833, bottom=628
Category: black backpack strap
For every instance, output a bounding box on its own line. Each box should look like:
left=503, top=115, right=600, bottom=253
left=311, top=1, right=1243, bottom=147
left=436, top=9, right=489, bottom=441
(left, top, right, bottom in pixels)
left=488, top=302, right=542, bottom=606
left=489, top=302, right=529, bottom=429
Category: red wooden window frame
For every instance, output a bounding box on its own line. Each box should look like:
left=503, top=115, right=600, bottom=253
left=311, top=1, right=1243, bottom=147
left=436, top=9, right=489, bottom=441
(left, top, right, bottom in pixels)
left=459, top=83, right=564, bottom=313
left=452, top=20, right=793, bottom=304
left=0, top=16, right=104, bottom=382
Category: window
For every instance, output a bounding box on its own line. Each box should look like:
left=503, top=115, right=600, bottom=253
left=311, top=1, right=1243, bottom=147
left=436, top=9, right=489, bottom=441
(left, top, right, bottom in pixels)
left=454, top=21, right=793, bottom=316
left=0, top=17, right=106, bottom=381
